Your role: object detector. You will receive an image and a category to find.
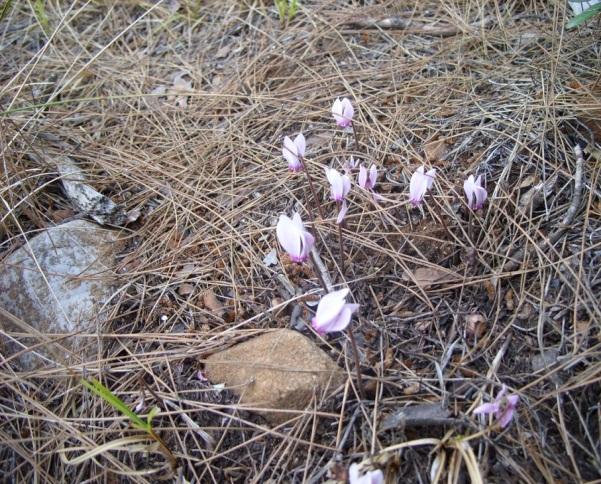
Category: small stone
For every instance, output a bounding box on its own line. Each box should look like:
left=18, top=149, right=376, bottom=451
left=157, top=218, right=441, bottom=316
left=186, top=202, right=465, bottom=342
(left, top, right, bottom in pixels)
left=0, top=220, right=119, bottom=369
left=204, top=329, right=345, bottom=424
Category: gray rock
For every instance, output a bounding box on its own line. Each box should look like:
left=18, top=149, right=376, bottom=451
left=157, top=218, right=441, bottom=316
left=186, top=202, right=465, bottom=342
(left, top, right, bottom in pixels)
left=205, top=329, right=345, bottom=425
left=0, top=220, right=120, bottom=369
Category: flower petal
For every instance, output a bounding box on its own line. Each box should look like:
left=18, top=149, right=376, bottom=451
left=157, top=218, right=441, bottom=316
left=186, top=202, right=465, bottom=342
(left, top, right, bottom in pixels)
left=425, top=168, right=436, bottom=189
left=294, top=133, right=306, bottom=158
left=497, top=406, right=515, bottom=428
left=358, top=164, right=367, bottom=189
left=369, top=164, right=378, bottom=188
left=314, top=289, right=349, bottom=327
left=473, top=402, right=499, bottom=415
left=342, top=174, right=351, bottom=197
left=283, top=136, right=300, bottom=170
left=336, top=200, right=348, bottom=224
left=322, top=304, right=358, bottom=332
left=276, top=215, right=301, bottom=259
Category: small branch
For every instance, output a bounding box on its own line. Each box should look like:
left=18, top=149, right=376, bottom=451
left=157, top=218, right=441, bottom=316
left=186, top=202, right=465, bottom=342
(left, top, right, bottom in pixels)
left=310, top=247, right=333, bottom=292
left=342, top=15, right=496, bottom=37
left=502, top=145, right=585, bottom=272
left=351, top=123, right=360, bottom=149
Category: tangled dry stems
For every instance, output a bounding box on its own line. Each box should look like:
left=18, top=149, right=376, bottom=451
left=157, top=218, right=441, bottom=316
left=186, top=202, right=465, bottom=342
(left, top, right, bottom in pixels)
left=1, top=0, right=600, bottom=482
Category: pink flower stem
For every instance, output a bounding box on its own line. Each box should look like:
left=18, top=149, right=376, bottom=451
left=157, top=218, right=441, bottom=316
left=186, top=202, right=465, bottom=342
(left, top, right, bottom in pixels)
left=336, top=202, right=345, bottom=276
left=348, top=327, right=365, bottom=400
left=301, top=156, right=324, bottom=220
left=468, top=208, right=474, bottom=242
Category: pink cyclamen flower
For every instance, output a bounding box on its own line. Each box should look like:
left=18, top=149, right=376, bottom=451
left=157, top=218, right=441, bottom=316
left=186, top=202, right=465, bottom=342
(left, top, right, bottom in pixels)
left=276, top=212, right=315, bottom=263
left=463, top=174, right=487, bottom=210
left=473, top=385, right=519, bottom=428
left=282, top=133, right=306, bottom=172
left=311, top=288, right=359, bottom=335
left=325, top=167, right=351, bottom=202
left=332, top=97, right=354, bottom=128
left=409, top=166, right=436, bottom=207
left=358, top=163, right=378, bottom=190
left=348, top=463, right=384, bottom=484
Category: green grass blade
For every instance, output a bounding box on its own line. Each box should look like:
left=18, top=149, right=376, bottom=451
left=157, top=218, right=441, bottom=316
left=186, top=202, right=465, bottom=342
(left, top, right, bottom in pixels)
left=567, top=2, right=601, bottom=29
left=81, top=378, right=148, bottom=432
left=0, top=0, right=14, bottom=23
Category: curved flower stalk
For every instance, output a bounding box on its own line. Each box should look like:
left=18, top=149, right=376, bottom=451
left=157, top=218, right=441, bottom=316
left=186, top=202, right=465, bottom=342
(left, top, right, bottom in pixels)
left=276, top=212, right=314, bottom=263
left=409, top=166, right=436, bottom=207
left=332, top=97, right=354, bottom=128
left=348, top=463, right=384, bottom=484
left=473, top=385, right=519, bottom=428
left=311, top=288, right=359, bottom=335
left=463, top=174, right=488, bottom=210
left=282, top=133, right=306, bottom=172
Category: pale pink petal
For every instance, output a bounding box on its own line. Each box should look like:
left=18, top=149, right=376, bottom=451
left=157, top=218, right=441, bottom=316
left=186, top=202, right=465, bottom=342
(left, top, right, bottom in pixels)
left=332, top=98, right=344, bottom=125
left=314, top=289, right=349, bottom=327
left=474, top=186, right=488, bottom=209
left=283, top=136, right=301, bottom=171
left=276, top=215, right=301, bottom=259
left=358, top=165, right=368, bottom=189
left=342, top=98, right=354, bottom=122
left=497, top=406, right=515, bottom=428
left=300, top=231, right=315, bottom=260
left=369, top=164, right=378, bottom=188
left=326, top=167, right=345, bottom=201
left=292, top=212, right=304, bottom=231
left=342, top=174, right=351, bottom=197
left=425, top=168, right=436, bottom=189
left=473, top=402, right=499, bottom=415
left=507, top=394, right=519, bottom=407
left=336, top=200, right=348, bottom=224
left=294, top=133, right=306, bottom=158
left=324, top=303, right=360, bottom=333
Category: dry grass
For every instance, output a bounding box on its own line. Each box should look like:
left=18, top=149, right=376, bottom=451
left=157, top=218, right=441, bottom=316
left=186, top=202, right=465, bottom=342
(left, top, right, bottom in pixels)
left=1, top=0, right=600, bottom=482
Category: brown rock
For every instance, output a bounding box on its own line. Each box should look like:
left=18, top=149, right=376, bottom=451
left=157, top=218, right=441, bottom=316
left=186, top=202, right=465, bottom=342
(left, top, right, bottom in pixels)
left=204, top=329, right=345, bottom=424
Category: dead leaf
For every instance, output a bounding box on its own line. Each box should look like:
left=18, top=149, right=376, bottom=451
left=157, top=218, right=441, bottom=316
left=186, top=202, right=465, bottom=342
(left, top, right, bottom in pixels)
left=305, top=132, right=335, bottom=150
left=518, top=175, right=557, bottom=212
left=404, top=266, right=459, bottom=289
left=464, top=313, right=486, bottom=338
left=483, top=279, right=496, bottom=302
left=203, top=289, right=224, bottom=314
left=504, top=288, right=515, bottom=311
left=178, top=283, right=194, bottom=296
left=403, top=382, right=420, bottom=395
left=423, top=138, right=448, bottom=162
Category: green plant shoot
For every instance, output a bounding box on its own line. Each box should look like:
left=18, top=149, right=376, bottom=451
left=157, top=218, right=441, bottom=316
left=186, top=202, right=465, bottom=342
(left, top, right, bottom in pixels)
left=81, top=378, right=159, bottom=434
left=274, top=0, right=298, bottom=23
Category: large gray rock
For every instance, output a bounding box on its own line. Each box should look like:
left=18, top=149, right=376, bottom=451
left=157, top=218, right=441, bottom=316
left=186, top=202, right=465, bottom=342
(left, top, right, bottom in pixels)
left=205, top=329, right=345, bottom=424
left=0, top=220, right=119, bottom=369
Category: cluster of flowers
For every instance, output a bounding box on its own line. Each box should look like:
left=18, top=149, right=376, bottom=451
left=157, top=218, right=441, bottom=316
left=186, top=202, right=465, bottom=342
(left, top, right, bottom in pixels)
left=275, top=97, right=516, bottom=482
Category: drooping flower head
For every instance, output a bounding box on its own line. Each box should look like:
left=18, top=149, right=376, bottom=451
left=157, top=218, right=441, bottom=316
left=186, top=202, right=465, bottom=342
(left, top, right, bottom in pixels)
left=282, top=133, right=306, bottom=172
left=409, top=166, right=436, bottom=207
left=332, top=97, right=354, bottom=128
left=276, top=212, right=315, bottom=263
left=325, top=167, right=351, bottom=202
left=358, top=163, right=378, bottom=190
left=343, top=156, right=358, bottom=173
left=311, top=288, right=359, bottom=335
left=473, top=385, right=519, bottom=428
left=348, top=463, right=384, bottom=484
left=463, top=174, right=488, bottom=210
